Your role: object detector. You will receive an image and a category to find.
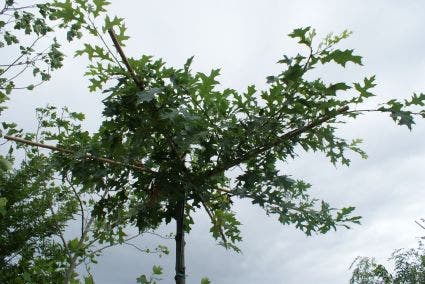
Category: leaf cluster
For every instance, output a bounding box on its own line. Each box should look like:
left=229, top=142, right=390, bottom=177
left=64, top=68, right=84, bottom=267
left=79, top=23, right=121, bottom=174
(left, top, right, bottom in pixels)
left=0, top=0, right=111, bottom=115
left=1, top=106, right=169, bottom=283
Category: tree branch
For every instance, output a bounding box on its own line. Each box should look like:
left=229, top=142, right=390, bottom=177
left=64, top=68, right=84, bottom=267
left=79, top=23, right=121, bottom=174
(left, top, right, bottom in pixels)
left=204, top=105, right=349, bottom=178
left=4, top=135, right=156, bottom=174
left=65, top=189, right=109, bottom=283
left=64, top=174, right=85, bottom=236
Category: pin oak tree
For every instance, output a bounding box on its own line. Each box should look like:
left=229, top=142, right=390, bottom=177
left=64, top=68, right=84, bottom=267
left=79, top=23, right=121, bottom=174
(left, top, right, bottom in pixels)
left=1, top=1, right=425, bottom=283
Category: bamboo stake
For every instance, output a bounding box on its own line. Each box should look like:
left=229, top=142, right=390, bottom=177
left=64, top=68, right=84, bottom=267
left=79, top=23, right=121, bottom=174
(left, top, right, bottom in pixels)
left=107, top=29, right=144, bottom=90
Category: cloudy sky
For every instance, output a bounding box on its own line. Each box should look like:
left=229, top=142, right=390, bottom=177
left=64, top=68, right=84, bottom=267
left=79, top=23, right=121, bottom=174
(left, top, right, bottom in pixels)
left=3, top=0, right=425, bottom=283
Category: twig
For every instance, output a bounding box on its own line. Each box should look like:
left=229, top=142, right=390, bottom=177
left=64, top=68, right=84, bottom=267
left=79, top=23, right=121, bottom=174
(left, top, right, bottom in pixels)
left=143, top=231, right=175, bottom=240
left=4, top=5, right=37, bottom=12
left=0, top=35, right=42, bottom=76
left=0, top=58, right=43, bottom=67
left=64, top=174, right=85, bottom=236
left=201, top=200, right=228, bottom=246
left=347, top=109, right=423, bottom=116
left=415, top=220, right=425, bottom=230
left=82, top=234, right=142, bottom=261
left=124, top=241, right=151, bottom=254
left=0, top=80, right=45, bottom=90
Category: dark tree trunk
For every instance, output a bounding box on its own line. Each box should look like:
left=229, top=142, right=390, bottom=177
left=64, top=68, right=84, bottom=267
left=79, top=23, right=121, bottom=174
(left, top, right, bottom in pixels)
left=174, top=197, right=186, bottom=284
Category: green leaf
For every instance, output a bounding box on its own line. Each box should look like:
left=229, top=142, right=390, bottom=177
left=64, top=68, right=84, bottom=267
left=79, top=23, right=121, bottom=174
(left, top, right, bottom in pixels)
left=184, top=56, right=194, bottom=72
left=116, top=23, right=130, bottom=45
left=277, top=55, right=293, bottom=65
left=288, top=27, right=314, bottom=46
left=393, top=111, right=414, bottom=130
left=405, top=93, right=425, bottom=106
left=103, top=15, right=120, bottom=31
left=4, top=31, right=18, bottom=45
left=329, top=82, right=351, bottom=91
left=201, top=277, right=211, bottom=284
left=152, top=265, right=163, bottom=275
left=379, top=98, right=416, bottom=130
left=266, top=76, right=278, bottom=84
left=102, top=15, right=128, bottom=46
left=354, top=76, right=376, bottom=100
left=84, top=275, right=95, bottom=284
left=51, top=0, right=76, bottom=23
left=321, top=49, right=363, bottom=66
left=93, top=0, right=111, bottom=17
left=136, top=275, right=149, bottom=284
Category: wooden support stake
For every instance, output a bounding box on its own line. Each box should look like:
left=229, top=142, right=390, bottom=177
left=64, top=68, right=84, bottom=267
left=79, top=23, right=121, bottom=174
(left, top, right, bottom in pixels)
left=174, top=196, right=186, bottom=284
left=107, top=28, right=144, bottom=90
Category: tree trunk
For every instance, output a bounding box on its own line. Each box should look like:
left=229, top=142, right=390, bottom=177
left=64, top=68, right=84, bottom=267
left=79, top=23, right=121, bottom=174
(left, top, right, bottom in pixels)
left=174, top=197, right=186, bottom=284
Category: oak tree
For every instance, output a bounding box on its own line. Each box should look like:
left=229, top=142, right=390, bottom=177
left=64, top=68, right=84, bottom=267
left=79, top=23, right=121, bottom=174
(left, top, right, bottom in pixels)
left=34, top=2, right=425, bottom=283
left=3, top=1, right=425, bottom=283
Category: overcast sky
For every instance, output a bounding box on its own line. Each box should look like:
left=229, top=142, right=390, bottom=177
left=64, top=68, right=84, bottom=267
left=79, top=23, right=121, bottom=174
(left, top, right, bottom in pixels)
left=3, top=0, right=425, bottom=283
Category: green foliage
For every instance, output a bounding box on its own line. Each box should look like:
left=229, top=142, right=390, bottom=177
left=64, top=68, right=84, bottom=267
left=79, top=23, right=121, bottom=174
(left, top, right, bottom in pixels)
left=0, top=142, right=70, bottom=283
left=350, top=241, right=425, bottom=283
left=0, top=0, right=111, bottom=115
left=350, top=257, right=393, bottom=284
left=0, top=106, right=168, bottom=283
left=378, top=95, right=425, bottom=130
left=0, top=1, right=60, bottom=111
